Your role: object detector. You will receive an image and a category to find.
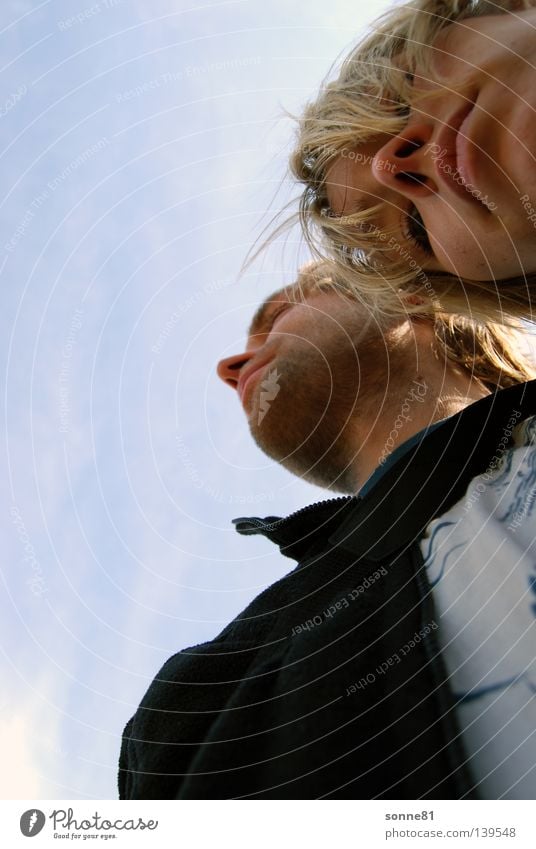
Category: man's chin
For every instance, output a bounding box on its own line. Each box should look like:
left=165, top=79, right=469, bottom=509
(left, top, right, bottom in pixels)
left=248, top=423, right=356, bottom=493
left=280, top=458, right=356, bottom=493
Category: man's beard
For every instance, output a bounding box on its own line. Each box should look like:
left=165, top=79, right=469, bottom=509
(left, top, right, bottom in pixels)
left=247, top=337, right=391, bottom=493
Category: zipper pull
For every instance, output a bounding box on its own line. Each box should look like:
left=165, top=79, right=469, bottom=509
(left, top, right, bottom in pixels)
left=232, top=516, right=283, bottom=535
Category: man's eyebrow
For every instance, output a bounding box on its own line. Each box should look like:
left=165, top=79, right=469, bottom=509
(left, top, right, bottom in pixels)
left=248, top=300, right=269, bottom=338
left=248, top=294, right=288, bottom=338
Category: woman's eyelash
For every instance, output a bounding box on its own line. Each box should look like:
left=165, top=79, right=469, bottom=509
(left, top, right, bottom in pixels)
left=403, top=205, right=434, bottom=255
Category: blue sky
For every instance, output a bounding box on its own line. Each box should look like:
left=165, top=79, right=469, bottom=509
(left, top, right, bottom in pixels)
left=1, top=0, right=396, bottom=798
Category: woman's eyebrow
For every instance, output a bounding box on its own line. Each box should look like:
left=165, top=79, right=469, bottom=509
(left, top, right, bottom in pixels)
left=323, top=196, right=378, bottom=220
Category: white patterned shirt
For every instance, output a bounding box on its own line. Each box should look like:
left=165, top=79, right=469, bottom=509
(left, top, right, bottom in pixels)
left=421, top=415, right=536, bottom=799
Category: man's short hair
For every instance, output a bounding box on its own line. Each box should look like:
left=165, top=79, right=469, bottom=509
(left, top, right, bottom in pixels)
left=270, top=261, right=536, bottom=391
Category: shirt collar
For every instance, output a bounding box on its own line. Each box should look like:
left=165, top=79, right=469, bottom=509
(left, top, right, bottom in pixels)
left=359, top=418, right=447, bottom=498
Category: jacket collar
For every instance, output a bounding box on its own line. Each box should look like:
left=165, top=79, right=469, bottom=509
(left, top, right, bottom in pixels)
left=234, top=380, right=536, bottom=563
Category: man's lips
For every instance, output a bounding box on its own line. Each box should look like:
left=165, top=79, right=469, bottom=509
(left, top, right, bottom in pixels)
left=237, top=357, right=273, bottom=403
left=433, top=101, right=484, bottom=205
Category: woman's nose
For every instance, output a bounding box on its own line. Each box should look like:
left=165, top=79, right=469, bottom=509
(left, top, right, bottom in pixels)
left=216, top=351, right=253, bottom=389
left=371, top=122, right=437, bottom=197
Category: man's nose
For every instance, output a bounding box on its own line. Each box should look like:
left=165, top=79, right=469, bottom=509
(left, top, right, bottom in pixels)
left=216, top=351, right=253, bottom=389
left=371, top=122, right=437, bottom=198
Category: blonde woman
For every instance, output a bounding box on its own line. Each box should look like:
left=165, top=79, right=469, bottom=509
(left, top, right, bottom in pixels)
left=289, top=0, right=536, bottom=322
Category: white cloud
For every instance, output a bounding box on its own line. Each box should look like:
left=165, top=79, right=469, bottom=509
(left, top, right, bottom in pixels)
left=0, top=715, right=46, bottom=799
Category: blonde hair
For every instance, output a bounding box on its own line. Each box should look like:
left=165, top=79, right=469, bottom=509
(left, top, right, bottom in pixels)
left=287, top=0, right=536, bottom=324
left=287, top=261, right=536, bottom=389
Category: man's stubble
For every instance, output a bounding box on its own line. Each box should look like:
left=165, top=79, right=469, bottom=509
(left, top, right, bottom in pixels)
left=248, top=329, right=409, bottom=492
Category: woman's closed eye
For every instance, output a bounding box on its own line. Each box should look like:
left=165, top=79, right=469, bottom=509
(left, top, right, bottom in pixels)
left=403, top=204, right=434, bottom=255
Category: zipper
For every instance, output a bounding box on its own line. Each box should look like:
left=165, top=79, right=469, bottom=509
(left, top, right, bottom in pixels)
left=232, top=496, right=354, bottom=535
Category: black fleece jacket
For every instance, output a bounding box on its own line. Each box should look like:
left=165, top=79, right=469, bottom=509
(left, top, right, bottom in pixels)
left=119, top=380, right=536, bottom=799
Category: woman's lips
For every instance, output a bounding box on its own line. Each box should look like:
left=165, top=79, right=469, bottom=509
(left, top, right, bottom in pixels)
left=433, top=102, right=487, bottom=207
left=455, top=108, right=479, bottom=195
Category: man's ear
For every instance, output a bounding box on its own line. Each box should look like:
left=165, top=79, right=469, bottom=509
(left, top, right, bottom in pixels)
left=396, top=290, right=436, bottom=324
left=401, top=291, right=426, bottom=308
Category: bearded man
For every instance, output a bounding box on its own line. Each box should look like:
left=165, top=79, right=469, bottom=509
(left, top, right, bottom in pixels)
left=119, top=264, right=536, bottom=800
